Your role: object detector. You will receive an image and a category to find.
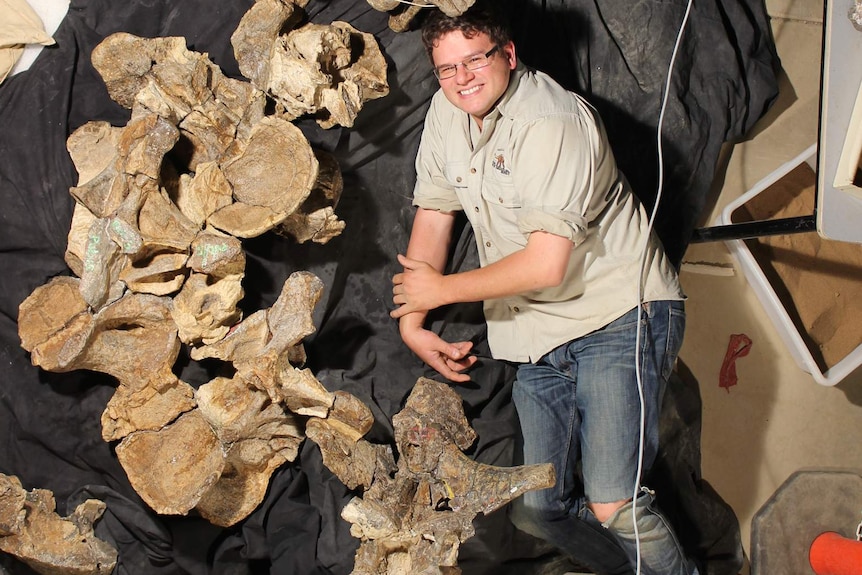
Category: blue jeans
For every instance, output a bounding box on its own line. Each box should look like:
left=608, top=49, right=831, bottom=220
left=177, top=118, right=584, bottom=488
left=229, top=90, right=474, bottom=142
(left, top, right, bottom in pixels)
left=509, top=301, right=695, bottom=575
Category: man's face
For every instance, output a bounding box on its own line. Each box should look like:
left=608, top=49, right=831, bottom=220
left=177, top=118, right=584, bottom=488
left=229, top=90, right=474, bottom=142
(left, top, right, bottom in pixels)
left=431, top=31, right=516, bottom=127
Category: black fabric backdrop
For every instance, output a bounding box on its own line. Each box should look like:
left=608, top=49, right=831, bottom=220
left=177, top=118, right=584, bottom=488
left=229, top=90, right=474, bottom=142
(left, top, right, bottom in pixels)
left=0, top=0, right=778, bottom=573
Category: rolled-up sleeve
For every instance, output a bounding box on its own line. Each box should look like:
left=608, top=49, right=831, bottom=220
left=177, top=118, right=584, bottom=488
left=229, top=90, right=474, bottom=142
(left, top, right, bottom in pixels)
left=517, top=208, right=587, bottom=245
left=413, top=180, right=462, bottom=212
left=413, top=94, right=463, bottom=213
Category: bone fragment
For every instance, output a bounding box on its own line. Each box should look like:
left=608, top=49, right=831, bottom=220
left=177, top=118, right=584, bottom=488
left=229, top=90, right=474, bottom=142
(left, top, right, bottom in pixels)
left=188, top=231, right=245, bottom=278
left=101, top=378, right=197, bottom=442
left=277, top=148, right=346, bottom=244
left=173, top=162, right=233, bottom=226
left=365, top=0, right=477, bottom=31
left=0, top=473, right=117, bottom=575
left=309, top=378, right=556, bottom=574
left=221, top=115, right=318, bottom=214
left=234, top=7, right=389, bottom=129
left=231, top=0, right=302, bottom=89
left=194, top=376, right=304, bottom=526
left=119, top=251, right=189, bottom=296
left=116, top=410, right=225, bottom=515
left=19, top=285, right=180, bottom=392
left=171, top=272, right=244, bottom=345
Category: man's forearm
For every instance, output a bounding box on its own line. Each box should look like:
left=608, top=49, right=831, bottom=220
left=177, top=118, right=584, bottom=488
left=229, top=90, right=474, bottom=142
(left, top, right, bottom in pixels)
left=405, top=208, right=455, bottom=273
left=397, top=309, right=427, bottom=335
left=434, top=230, right=574, bottom=305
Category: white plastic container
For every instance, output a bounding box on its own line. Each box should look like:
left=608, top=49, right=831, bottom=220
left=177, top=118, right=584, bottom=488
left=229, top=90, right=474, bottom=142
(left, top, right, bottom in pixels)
left=717, top=144, right=862, bottom=386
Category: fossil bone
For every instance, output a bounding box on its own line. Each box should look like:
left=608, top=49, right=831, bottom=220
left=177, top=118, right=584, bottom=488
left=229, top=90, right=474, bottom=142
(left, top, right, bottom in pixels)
left=9, top=1, right=552, bottom=559
left=194, top=376, right=304, bottom=526
left=309, top=378, right=557, bottom=574
left=232, top=2, right=389, bottom=129
left=365, top=0, right=477, bottom=31
left=0, top=473, right=117, bottom=575
left=276, top=148, right=346, bottom=244
left=115, top=410, right=226, bottom=516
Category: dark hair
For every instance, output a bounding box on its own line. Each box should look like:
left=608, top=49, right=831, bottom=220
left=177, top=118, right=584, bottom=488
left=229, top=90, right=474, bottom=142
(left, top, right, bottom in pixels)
left=420, top=3, right=512, bottom=62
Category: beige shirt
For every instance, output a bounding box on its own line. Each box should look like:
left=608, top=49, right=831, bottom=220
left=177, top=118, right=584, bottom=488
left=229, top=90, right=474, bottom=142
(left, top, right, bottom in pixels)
left=414, top=63, right=684, bottom=363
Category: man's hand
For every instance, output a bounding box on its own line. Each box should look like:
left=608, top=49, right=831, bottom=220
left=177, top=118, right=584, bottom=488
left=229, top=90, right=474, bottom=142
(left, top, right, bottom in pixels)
left=400, top=320, right=476, bottom=383
left=391, top=254, right=448, bottom=319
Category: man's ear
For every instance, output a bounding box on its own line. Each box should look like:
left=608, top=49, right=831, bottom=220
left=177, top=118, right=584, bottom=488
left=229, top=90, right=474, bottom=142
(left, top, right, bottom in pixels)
left=502, top=41, right=517, bottom=69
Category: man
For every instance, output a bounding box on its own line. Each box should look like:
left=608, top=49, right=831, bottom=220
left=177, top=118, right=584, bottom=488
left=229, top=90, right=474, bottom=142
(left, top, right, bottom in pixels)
left=390, top=4, right=696, bottom=574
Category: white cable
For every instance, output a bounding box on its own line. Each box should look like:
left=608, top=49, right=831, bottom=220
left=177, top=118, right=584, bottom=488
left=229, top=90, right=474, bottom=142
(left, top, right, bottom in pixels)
left=393, top=0, right=436, bottom=7
left=631, top=0, right=694, bottom=573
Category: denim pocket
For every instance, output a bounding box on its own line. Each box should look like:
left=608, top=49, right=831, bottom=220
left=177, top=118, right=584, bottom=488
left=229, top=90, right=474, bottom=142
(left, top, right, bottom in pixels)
left=662, top=302, right=686, bottom=381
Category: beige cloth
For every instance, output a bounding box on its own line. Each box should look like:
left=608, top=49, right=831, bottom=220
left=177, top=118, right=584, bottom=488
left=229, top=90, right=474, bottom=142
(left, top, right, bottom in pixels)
left=414, top=63, right=684, bottom=363
left=0, top=0, right=56, bottom=84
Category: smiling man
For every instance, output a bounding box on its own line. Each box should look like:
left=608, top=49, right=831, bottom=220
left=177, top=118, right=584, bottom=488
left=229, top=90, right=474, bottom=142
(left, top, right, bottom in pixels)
left=390, top=4, right=696, bottom=574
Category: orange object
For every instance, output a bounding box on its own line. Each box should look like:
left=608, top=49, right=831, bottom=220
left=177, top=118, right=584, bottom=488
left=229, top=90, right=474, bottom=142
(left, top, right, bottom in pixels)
left=809, top=531, right=862, bottom=574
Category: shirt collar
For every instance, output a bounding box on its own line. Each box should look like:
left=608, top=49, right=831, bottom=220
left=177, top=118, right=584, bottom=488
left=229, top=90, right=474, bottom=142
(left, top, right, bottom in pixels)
left=486, top=60, right=527, bottom=122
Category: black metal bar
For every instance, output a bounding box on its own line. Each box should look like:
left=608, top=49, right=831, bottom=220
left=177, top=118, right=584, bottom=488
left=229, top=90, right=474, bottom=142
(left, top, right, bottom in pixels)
left=690, top=215, right=817, bottom=243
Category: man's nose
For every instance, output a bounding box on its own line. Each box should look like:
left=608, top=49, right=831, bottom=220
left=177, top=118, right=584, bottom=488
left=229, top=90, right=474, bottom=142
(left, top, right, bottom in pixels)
left=454, top=64, right=474, bottom=83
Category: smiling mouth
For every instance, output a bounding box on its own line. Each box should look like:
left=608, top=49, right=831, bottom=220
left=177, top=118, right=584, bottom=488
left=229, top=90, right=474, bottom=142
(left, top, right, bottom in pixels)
left=459, top=85, right=481, bottom=96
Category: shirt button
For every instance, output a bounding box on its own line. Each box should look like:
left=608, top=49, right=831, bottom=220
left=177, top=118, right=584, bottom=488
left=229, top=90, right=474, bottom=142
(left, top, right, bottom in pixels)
left=470, top=168, right=476, bottom=174
left=485, top=241, right=491, bottom=247
left=456, top=176, right=462, bottom=182
left=474, top=206, right=479, bottom=212
left=513, top=306, right=520, bottom=313
left=498, top=197, right=504, bottom=203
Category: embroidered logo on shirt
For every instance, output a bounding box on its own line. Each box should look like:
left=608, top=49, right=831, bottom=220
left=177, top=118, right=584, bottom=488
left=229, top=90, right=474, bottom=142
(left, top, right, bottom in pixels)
left=492, top=153, right=511, bottom=176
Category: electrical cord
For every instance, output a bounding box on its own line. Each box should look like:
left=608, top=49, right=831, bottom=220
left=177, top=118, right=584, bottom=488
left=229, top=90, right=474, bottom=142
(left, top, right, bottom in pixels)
left=631, top=0, right=694, bottom=572
left=392, top=0, right=436, bottom=7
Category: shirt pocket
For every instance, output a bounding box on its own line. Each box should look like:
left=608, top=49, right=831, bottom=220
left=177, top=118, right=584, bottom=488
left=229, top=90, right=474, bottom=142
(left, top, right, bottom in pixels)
left=483, top=149, right=520, bottom=208
left=444, top=161, right=470, bottom=189
left=481, top=178, right=524, bottom=246
left=481, top=178, right=521, bottom=209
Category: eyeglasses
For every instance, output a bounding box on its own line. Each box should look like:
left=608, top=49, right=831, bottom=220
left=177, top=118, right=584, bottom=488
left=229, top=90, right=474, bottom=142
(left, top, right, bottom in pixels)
left=433, top=45, right=500, bottom=80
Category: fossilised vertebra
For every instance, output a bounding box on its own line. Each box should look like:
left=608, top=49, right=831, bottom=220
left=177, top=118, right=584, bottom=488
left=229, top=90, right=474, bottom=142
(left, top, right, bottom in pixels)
left=18, top=0, right=371, bottom=528
left=309, top=378, right=557, bottom=575
left=0, top=473, right=117, bottom=575
left=364, top=0, right=477, bottom=32
left=15, top=3, right=551, bottom=573
left=232, top=0, right=389, bottom=128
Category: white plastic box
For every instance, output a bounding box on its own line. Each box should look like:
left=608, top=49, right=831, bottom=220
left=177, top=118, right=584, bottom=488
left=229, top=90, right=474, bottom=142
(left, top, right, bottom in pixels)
left=717, top=144, right=862, bottom=386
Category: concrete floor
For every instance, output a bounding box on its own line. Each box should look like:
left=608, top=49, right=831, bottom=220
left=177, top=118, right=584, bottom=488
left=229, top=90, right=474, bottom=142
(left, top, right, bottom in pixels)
left=679, top=0, right=862, bottom=570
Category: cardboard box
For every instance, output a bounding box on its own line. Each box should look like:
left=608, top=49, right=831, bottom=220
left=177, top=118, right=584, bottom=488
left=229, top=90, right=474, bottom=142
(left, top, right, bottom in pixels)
left=718, top=144, right=862, bottom=386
